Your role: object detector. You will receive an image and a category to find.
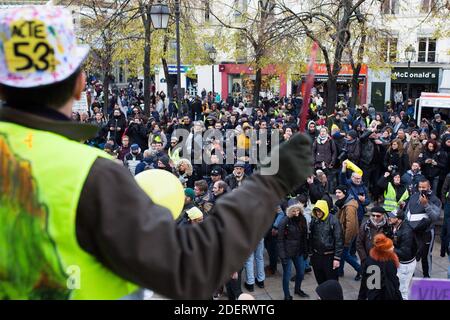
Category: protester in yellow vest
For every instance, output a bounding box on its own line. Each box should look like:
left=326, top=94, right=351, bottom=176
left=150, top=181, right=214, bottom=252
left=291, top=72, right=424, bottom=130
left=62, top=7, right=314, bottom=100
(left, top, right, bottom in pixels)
left=0, top=6, right=313, bottom=300
left=377, top=171, right=409, bottom=212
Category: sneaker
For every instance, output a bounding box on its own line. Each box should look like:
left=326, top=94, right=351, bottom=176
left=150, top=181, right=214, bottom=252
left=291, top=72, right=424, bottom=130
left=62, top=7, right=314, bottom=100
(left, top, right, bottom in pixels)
left=255, top=280, right=264, bottom=289
left=295, top=289, right=309, bottom=298
left=354, top=273, right=362, bottom=281
left=244, top=282, right=254, bottom=292
left=305, top=267, right=312, bottom=273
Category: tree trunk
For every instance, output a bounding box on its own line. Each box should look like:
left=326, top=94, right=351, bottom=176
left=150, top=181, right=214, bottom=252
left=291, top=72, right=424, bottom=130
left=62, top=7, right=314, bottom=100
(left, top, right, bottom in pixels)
left=253, top=67, right=262, bottom=107
left=162, top=34, right=174, bottom=100
left=103, top=71, right=110, bottom=117
left=143, top=5, right=152, bottom=116
left=326, top=77, right=337, bottom=114
left=350, top=64, right=362, bottom=108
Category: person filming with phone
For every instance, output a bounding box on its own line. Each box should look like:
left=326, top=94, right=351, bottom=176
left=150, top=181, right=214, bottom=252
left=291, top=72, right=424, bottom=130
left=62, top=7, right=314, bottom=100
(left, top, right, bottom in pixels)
left=404, top=179, right=441, bottom=278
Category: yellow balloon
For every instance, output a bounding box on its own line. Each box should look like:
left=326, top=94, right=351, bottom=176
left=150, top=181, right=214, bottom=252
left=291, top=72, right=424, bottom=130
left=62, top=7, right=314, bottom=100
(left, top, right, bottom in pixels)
left=345, top=160, right=363, bottom=177
left=135, top=169, right=184, bottom=219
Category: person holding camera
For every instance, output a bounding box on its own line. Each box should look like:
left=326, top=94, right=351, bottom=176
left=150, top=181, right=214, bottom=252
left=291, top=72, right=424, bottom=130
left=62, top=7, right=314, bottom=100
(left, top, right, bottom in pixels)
left=418, top=140, right=448, bottom=194
left=384, top=139, right=409, bottom=176
left=404, top=179, right=441, bottom=278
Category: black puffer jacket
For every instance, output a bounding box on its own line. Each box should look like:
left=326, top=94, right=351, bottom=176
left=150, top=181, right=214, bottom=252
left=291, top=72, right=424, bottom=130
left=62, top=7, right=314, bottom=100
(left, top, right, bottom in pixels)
left=392, top=221, right=416, bottom=262
left=310, top=214, right=343, bottom=260
left=277, top=215, right=308, bottom=260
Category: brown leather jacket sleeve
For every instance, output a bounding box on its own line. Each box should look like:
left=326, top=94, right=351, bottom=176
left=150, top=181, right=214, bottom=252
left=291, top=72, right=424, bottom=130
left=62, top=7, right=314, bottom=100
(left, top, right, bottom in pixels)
left=76, top=158, right=285, bottom=299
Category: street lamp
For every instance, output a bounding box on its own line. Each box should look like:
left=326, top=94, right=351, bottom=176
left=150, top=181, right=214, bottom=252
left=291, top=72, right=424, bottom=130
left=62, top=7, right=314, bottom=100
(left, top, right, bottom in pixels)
left=150, top=2, right=170, bottom=29
left=208, top=46, right=217, bottom=99
left=405, top=44, right=416, bottom=99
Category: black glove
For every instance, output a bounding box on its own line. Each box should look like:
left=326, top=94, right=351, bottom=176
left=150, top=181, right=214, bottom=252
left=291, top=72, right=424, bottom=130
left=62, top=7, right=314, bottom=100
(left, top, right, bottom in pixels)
left=259, top=133, right=313, bottom=194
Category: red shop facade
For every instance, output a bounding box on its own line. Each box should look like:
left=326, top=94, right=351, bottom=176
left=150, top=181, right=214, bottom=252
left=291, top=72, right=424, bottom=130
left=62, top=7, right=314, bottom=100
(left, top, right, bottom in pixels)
left=219, top=64, right=287, bottom=102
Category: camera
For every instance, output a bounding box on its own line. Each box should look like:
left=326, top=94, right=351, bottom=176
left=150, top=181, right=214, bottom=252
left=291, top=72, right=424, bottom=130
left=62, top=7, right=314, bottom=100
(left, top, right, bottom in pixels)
left=420, top=190, right=432, bottom=198
left=337, top=148, right=348, bottom=162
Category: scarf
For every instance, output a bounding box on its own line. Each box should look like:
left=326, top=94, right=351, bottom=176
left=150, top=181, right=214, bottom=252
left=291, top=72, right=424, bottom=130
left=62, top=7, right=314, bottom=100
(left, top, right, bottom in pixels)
left=370, top=216, right=387, bottom=227
left=317, top=135, right=329, bottom=144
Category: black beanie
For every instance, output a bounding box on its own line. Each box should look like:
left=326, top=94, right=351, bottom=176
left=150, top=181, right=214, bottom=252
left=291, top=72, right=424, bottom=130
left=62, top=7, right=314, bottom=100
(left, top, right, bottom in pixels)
left=335, top=185, right=348, bottom=195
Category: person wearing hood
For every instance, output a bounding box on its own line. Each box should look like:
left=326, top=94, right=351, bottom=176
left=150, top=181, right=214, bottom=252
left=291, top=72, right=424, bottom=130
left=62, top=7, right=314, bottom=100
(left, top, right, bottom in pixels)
left=377, top=171, right=409, bottom=212
left=365, top=234, right=402, bottom=300
left=306, top=121, right=319, bottom=143
left=315, top=280, right=343, bottom=300
left=277, top=204, right=309, bottom=300
left=309, top=200, right=344, bottom=285
left=356, top=206, right=393, bottom=300
left=335, top=185, right=361, bottom=280
left=124, top=144, right=143, bottom=175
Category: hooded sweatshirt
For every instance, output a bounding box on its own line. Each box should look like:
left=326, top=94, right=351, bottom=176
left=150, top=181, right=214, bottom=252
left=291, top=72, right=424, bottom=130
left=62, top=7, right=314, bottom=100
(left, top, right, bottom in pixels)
left=310, top=200, right=344, bottom=259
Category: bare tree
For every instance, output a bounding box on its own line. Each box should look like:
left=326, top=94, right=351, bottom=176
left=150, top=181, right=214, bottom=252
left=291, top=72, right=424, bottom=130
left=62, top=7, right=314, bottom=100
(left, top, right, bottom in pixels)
left=210, top=0, right=300, bottom=107
left=78, top=0, right=137, bottom=115
left=278, top=0, right=383, bottom=113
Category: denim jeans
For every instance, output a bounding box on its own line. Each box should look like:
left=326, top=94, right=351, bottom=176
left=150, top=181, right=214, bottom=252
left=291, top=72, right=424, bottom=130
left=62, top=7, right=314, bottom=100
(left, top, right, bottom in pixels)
left=244, top=239, right=265, bottom=285
left=338, top=246, right=361, bottom=275
left=281, top=255, right=305, bottom=299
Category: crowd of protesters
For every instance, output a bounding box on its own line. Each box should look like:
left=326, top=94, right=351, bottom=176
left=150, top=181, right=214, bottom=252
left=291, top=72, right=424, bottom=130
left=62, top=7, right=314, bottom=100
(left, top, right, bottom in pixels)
left=73, top=79, right=450, bottom=300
